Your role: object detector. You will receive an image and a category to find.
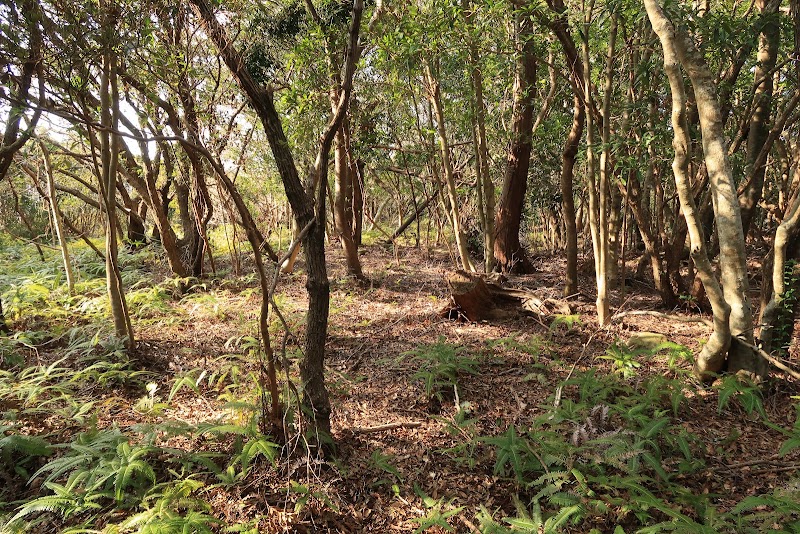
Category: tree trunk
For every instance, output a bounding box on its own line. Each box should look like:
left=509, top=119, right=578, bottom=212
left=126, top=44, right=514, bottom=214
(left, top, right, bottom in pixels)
left=100, top=39, right=134, bottom=347
left=41, top=141, right=76, bottom=295
left=581, top=0, right=610, bottom=325
left=598, top=14, right=618, bottom=296
left=543, top=3, right=583, bottom=296
left=175, top=10, right=212, bottom=277
left=442, top=270, right=572, bottom=322
left=334, top=127, right=364, bottom=278
left=0, top=0, right=43, bottom=182
left=352, top=158, right=364, bottom=246
left=144, top=150, right=187, bottom=277
left=463, top=0, right=494, bottom=272
left=126, top=198, right=148, bottom=249
left=739, top=0, right=780, bottom=236
left=493, top=12, right=536, bottom=274
left=646, top=0, right=765, bottom=379
left=759, top=187, right=800, bottom=355
left=423, top=59, right=474, bottom=272
left=190, top=0, right=364, bottom=441
left=392, top=189, right=440, bottom=240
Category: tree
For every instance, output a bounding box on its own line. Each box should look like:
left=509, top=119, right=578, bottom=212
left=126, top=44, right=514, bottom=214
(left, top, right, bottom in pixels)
left=738, top=0, right=780, bottom=236
left=39, top=140, right=76, bottom=295
left=99, top=6, right=134, bottom=347
left=0, top=0, right=44, bottom=182
left=493, top=8, right=536, bottom=274
left=646, top=0, right=766, bottom=378
left=189, top=0, right=364, bottom=440
left=540, top=0, right=584, bottom=296
left=423, top=57, right=475, bottom=273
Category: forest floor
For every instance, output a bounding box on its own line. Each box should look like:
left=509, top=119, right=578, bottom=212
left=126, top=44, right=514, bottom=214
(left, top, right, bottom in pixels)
left=2, top=241, right=800, bottom=533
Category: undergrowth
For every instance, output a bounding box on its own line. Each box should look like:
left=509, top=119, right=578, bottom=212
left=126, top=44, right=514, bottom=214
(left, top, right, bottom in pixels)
left=475, top=352, right=800, bottom=533
left=1, top=240, right=799, bottom=533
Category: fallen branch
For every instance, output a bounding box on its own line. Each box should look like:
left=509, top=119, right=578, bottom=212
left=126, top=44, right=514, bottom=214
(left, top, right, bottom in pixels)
left=734, top=337, right=800, bottom=380
left=710, top=453, right=783, bottom=471
left=611, top=310, right=713, bottom=327
left=351, top=421, right=423, bottom=434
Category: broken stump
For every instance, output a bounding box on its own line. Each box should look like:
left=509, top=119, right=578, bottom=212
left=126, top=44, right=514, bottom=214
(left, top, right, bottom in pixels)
left=440, top=270, right=572, bottom=322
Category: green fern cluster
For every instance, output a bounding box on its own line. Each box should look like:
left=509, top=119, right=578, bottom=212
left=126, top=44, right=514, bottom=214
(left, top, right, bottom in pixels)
left=406, top=337, right=480, bottom=402
left=479, top=370, right=800, bottom=532
left=2, top=417, right=279, bottom=533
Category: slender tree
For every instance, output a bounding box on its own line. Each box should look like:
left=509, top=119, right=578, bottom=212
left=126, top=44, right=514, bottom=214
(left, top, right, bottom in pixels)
left=646, top=0, right=766, bottom=378
left=189, top=0, right=364, bottom=440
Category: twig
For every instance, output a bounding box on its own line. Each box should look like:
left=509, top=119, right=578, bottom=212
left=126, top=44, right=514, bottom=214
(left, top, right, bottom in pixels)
left=460, top=516, right=481, bottom=534
left=710, top=454, right=783, bottom=471
left=746, top=465, right=800, bottom=476
left=351, top=421, right=423, bottom=434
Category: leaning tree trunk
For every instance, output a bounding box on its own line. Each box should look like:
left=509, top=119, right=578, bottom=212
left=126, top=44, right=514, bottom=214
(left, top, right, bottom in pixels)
left=646, top=0, right=765, bottom=379
left=423, top=59, right=474, bottom=273
left=0, top=0, right=43, bottom=182
left=759, top=188, right=800, bottom=355
left=542, top=1, right=584, bottom=296
left=100, top=40, right=134, bottom=347
left=40, top=141, right=75, bottom=295
left=493, top=12, right=536, bottom=274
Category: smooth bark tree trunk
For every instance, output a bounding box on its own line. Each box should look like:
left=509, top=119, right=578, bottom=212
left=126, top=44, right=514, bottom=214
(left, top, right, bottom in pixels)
left=598, top=13, right=618, bottom=294
left=463, top=0, right=494, bottom=272
left=542, top=1, right=583, bottom=295
left=100, top=40, right=134, bottom=347
left=646, top=0, right=765, bottom=378
left=759, top=188, right=800, bottom=354
left=423, top=58, right=474, bottom=272
left=739, top=0, right=779, bottom=236
left=352, top=158, right=364, bottom=246
left=41, top=142, right=75, bottom=295
left=581, top=0, right=610, bottom=325
left=493, top=13, right=536, bottom=274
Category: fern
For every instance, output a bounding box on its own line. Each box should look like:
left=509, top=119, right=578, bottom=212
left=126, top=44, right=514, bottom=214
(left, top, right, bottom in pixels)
left=406, top=338, right=480, bottom=402
left=0, top=431, right=52, bottom=457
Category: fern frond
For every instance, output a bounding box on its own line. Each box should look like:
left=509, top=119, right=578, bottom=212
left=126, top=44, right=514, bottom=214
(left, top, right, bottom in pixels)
left=0, top=433, right=52, bottom=457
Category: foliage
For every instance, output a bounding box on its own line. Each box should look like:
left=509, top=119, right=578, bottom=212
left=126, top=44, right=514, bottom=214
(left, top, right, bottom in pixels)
left=478, top=369, right=800, bottom=532
left=548, top=314, right=582, bottom=336
left=410, top=484, right=464, bottom=533
left=596, top=338, right=694, bottom=379
left=406, top=338, right=480, bottom=403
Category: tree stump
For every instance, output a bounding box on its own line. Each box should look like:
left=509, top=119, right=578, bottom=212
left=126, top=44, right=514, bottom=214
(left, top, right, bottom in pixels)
left=444, top=271, right=499, bottom=321
left=441, top=270, right=572, bottom=322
